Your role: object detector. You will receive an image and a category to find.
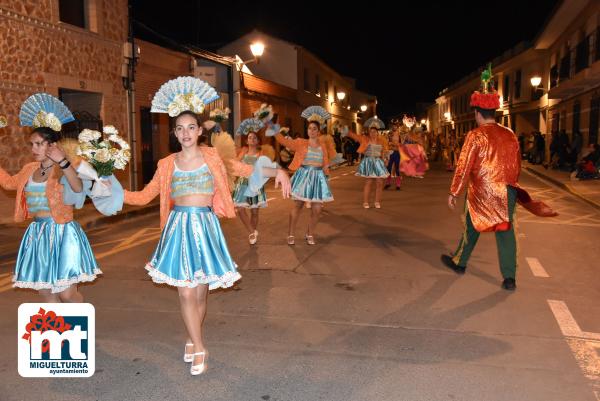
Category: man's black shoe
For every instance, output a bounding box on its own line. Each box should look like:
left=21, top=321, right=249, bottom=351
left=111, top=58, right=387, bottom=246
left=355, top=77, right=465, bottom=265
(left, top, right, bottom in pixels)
left=501, top=278, right=516, bottom=291
left=441, top=254, right=466, bottom=274
left=384, top=184, right=391, bottom=190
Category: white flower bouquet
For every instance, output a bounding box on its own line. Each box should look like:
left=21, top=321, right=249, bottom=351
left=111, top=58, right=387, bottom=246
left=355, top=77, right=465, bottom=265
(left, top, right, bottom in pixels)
left=76, top=126, right=131, bottom=177
left=76, top=125, right=131, bottom=198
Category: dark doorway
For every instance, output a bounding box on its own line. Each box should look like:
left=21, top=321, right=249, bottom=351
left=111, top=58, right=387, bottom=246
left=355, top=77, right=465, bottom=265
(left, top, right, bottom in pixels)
left=140, top=107, right=157, bottom=184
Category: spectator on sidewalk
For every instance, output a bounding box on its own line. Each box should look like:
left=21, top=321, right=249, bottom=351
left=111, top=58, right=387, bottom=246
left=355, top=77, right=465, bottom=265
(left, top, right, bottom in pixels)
left=547, top=130, right=559, bottom=169
left=518, top=132, right=526, bottom=159
left=535, top=131, right=546, bottom=165
left=343, top=135, right=358, bottom=166
left=573, top=143, right=600, bottom=180
left=557, top=129, right=570, bottom=169
left=570, top=130, right=583, bottom=170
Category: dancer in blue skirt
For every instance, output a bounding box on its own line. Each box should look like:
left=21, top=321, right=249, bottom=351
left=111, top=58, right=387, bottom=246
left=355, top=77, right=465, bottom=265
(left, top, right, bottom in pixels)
left=343, top=118, right=389, bottom=209
left=0, top=94, right=100, bottom=302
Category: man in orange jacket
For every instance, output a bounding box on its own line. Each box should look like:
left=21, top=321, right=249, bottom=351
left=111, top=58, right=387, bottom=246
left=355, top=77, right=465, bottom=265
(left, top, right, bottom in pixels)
left=441, top=65, right=556, bottom=291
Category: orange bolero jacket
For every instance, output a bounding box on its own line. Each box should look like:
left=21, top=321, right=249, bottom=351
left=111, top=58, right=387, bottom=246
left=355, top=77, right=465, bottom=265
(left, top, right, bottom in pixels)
left=347, top=132, right=389, bottom=155
left=124, top=147, right=253, bottom=229
left=274, top=133, right=332, bottom=174
left=0, top=162, right=76, bottom=224
left=237, top=147, right=263, bottom=160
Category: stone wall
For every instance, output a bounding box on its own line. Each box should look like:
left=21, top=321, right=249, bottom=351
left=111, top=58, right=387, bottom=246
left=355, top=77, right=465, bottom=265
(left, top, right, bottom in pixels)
left=0, top=1, right=128, bottom=176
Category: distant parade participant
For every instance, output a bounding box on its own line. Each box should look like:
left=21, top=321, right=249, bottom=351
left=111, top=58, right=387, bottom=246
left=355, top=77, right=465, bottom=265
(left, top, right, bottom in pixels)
left=384, top=123, right=402, bottom=190
left=398, top=115, right=429, bottom=179
left=269, top=106, right=334, bottom=245
left=343, top=118, right=389, bottom=209
left=441, top=65, right=557, bottom=291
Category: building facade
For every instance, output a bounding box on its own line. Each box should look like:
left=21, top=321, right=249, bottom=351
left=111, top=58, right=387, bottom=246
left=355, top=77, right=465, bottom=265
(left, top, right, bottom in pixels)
left=219, top=30, right=377, bottom=136
left=0, top=0, right=128, bottom=179
left=430, top=0, right=600, bottom=161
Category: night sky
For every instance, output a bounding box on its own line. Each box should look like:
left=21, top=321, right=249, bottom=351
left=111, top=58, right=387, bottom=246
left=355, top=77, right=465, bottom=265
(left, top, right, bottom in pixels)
left=132, top=0, right=560, bottom=121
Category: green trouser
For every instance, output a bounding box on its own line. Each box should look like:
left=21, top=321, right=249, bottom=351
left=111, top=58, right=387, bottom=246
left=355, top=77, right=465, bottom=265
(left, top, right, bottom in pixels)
left=452, top=186, right=518, bottom=279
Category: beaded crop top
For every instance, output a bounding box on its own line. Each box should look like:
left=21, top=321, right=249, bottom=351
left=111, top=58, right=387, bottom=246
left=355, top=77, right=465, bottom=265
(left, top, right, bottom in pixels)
left=302, top=146, right=323, bottom=166
left=171, top=163, right=214, bottom=198
left=365, top=143, right=383, bottom=158
left=25, top=177, right=50, bottom=213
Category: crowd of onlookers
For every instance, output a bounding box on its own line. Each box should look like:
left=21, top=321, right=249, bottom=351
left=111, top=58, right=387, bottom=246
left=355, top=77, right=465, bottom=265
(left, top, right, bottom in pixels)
left=275, top=126, right=600, bottom=181
left=518, top=130, right=600, bottom=180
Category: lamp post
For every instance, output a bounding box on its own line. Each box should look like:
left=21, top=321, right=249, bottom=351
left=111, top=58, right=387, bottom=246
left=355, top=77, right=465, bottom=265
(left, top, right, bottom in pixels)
left=231, top=42, right=266, bottom=132
left=236, top=41, right=265, bottom=69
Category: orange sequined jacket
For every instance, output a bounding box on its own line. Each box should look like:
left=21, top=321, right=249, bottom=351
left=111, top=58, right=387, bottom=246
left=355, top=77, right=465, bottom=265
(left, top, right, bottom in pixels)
left=0, top=163, right=75, bottom=223
left=450, top=123, right=521, bottom=232
left=124, top=147, right=253, bottom=229
left=274, top=133, right=332, bottom=174
left=347, top=132, right=389, bottom=155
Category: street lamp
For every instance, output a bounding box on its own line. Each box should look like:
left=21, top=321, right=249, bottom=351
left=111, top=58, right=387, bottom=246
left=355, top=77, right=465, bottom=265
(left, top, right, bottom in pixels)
left=235, top=42, right=265, bottom=69
left=360, top=104, right=367, bottom=112
left=250, top=42, right=265, bottom=58
left=444, top=111, right=452, bottom=121
left=530, top=75, right=548, bottom=95
left=336, top=91, right=346, bottom=101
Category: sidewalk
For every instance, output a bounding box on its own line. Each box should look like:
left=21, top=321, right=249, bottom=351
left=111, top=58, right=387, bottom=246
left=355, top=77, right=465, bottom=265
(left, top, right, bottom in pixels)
left=523, top=161, right=600, bottom=210
left=0, top=189, right=159, bottom=230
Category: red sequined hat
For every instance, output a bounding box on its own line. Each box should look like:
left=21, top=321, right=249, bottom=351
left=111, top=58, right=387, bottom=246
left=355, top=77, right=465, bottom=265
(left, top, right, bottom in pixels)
left=470, top=63, right=500, bottom=110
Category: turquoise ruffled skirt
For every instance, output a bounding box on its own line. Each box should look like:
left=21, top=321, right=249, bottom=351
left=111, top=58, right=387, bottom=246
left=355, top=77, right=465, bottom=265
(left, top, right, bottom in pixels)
left=145, top=206, right=241, bottom=290
left=13, top=217, right=101, bottom=294
left=290, top=165, right=333, bottom=202
left=232, top=177, right=267, bottom=208
left=356, top=156, right=390, bottom=178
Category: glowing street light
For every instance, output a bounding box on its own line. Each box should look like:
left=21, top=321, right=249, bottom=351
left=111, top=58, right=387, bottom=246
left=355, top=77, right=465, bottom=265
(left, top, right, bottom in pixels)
left=250, top=42, right=265, bottom=58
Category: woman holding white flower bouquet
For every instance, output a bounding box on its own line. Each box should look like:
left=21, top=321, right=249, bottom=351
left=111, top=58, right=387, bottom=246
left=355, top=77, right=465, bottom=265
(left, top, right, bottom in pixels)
left=0, top=93, right=101, bottom=302
left=121, top=77, right=291, bottom=376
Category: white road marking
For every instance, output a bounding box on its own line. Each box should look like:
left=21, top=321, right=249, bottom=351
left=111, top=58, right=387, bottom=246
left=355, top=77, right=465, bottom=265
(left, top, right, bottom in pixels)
left=526, top=257, right=549, bottom=278
left=330, top=176, right=340, bottom=180
left=548, top=300, right=600, bottom=340
left=548, top=300, right=600, bottom=398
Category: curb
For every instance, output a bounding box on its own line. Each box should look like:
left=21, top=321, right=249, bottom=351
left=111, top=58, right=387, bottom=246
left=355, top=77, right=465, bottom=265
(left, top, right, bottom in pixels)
left=524, top=167, right=600, bottom=211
